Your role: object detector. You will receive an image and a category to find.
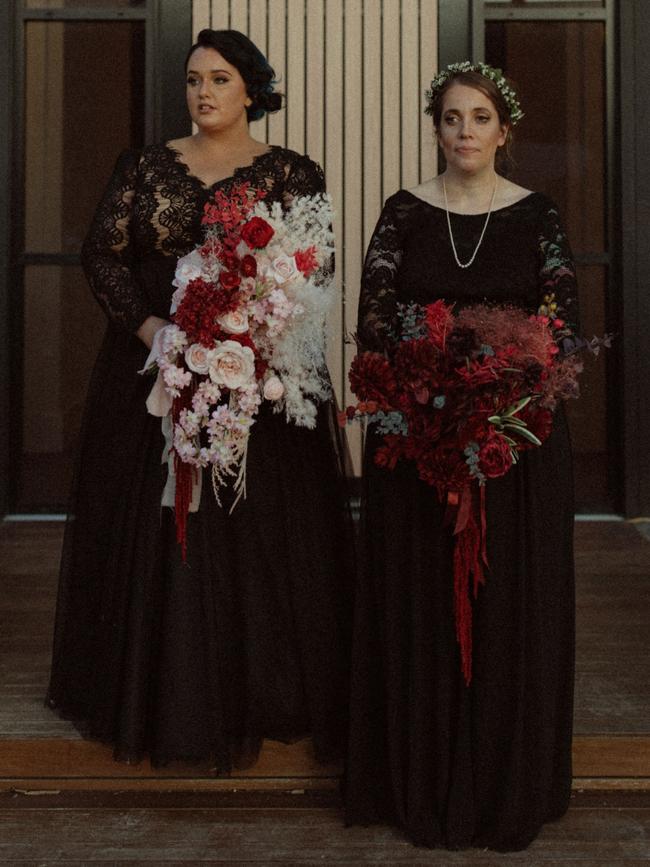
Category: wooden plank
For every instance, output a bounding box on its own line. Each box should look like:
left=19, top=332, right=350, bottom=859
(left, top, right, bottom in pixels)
left=342, top=0, right=363, bottom=474
left=247, top=0, right=269, bottom=144
left=573, top=736, right=650, bottom=778
left=305, top=0, right=324, bottom=167
left=229, top=0, right=249, bottom=34
left=209, top=0, right=230, bottom=30
left=267, top=0, right=287, bottom=148
left=0, top=738, right=341, bottom=779
left=419, top=0, right=437, bottom=182
left=193, top=0, right=211, bottom=36
left=0, top=735, right=647, bottom=782
left=0, top=777, right=339, bottom=793
left=324, top=0, right=344, bottom=406
left=362, top=0, right=381, bottom=246
left=382, top=0, right=401, bottom=201
left=401, top=0, right=421, bottom=190
left=285, top=0, right=305, bottom=154
left=0, top=805, right=649, bottom=863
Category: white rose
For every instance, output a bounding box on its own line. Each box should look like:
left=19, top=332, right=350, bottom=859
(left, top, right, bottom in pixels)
left=173, top=249, right=205, bottom=289
left=271, top=254, right=298, bottom=284
left=208, top=340, right=256, bottom=390
left=263, top=376, right=285, bottom=401
left=184, top=343, right=211, bottom=374
left=218, top=309, right=249, bottom=335
left=171, top=250, right=207, bottom=313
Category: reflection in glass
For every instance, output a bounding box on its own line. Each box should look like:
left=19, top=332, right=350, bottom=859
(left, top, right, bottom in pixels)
left=24, top=20, right=145, bottom=254
left=486, top=20, right=606, bottom=256
left=20, top=266, right=107, bottom=511
left=26, top=1, right=145, bottom=8
left=486, top=1, right=604, bottom=8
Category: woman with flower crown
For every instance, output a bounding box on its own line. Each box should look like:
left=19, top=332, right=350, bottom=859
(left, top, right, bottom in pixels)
left=345, top=63, right=578, bottom=851
left=46, top=29, right=353, bottom=771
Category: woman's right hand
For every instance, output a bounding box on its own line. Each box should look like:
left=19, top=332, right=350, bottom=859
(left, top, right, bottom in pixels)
left=136, top=315, right=170, bottom=350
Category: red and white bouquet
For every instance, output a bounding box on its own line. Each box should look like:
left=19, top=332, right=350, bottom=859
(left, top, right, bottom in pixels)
left=142, top=182, right=335, bottom=553
left=342, top=300, right=606, bottom=683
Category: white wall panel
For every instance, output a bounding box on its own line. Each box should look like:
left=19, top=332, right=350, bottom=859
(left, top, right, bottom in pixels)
left=192, top=0, right=438, bottom=471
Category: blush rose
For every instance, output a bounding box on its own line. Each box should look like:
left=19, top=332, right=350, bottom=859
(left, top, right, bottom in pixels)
left=185, top=343, right=211, bottom=374
left=208, top=340, right=256, bottom=390
left=218, top=309, right=249, bottom=335
left=263, top=376, right=285, bottom=401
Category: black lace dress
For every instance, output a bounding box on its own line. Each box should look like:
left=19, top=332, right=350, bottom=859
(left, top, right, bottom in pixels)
left=47, top=144, right=353, bottom=770
left=345, top=189, right=577, bottom=851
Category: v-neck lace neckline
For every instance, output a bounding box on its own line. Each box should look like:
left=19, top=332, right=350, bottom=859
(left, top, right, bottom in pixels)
left=164, top=143, right=278, bottom=191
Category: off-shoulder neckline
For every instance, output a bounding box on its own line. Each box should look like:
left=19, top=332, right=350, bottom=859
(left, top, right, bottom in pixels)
left=399, top=188, right=541, bottom=217
left=162, top=142, right=283, bottom=190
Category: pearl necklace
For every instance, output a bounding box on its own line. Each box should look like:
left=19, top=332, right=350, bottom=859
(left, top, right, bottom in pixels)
left=442, top=175, right=499, bottom=269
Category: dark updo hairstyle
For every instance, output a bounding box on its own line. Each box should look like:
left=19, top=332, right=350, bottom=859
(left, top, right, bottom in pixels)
left=429, top=70, right=517, bottom=167
left=185, top=29, right=283, bottom=122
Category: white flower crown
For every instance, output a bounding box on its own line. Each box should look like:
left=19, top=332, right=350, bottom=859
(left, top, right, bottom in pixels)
left=424, top=61, right=524, bottom=126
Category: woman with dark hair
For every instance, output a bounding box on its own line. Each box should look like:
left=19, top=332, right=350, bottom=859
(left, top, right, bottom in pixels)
left=47, top=30, right=352, bottom=772
left=345, top=63, right=577, bottom=851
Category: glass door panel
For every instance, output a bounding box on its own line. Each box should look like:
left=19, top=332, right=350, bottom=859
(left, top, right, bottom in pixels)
left=485, top=19, right=612, bottom=511
left=24, top=20, right=145, bottom=254
left=18, top=19, right=145, bottom=510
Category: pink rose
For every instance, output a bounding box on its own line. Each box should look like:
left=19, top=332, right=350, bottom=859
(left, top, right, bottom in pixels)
left=184, top=343, right=211, bottom=374
left=217, top=309, right=249, bottom=335
left=208, top=340, right=256, bottom=390
left=263, top=376, right=285, bottom=401
left=271, top=254, right=298, bottom=284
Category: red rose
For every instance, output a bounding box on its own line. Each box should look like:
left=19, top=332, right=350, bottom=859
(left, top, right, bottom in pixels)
left=295, top=246, right=319, bottom=276
left=241, top=254, right=257, bottom=277
left=221, top=251, right=240, bottom=271
left=241, top=216, right=274, bottom=249
left=478, top=435, right=513, bottom=479
left=219, top=270, right=241, bottom=291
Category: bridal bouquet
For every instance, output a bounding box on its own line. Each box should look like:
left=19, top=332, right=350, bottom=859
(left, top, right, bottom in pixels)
left=342, top=300, right=606, bottom=683
left=142, top=182, right=335, bottom=555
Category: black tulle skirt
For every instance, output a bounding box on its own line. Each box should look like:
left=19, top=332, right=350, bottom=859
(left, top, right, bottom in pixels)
left=345, top=412, right=575, bottom=851
left=47, top=324, right=354, bottom=770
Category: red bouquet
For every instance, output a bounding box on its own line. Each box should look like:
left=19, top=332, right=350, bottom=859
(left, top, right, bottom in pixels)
left=343, top=300, right=597, bottom=684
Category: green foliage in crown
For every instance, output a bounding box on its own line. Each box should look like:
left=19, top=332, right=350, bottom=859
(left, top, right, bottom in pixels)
left=424, top=61, right=524, bottom=126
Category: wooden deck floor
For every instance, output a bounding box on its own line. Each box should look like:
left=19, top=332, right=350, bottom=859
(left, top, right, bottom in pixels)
left=0, top=520, right=649, bottom=783
left=0, top=798, right=649, bottom=864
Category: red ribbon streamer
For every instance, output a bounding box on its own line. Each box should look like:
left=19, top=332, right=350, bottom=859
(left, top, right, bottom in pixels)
left=446, top=485, right=489, bottom=685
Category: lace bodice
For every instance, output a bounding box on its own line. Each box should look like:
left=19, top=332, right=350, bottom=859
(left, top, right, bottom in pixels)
left=357, top=189, right=579, bottom=350
left=81, top=144, right=326, bottom=332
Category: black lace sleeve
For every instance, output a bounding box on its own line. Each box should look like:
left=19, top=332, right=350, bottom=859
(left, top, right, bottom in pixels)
left=80, top=149, right=151, bottom=333
left=282, top=154, right=326, bottom=203
left=537, top=200, right=579, bottom=334
left=357, top=198, right=402, bottom=351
